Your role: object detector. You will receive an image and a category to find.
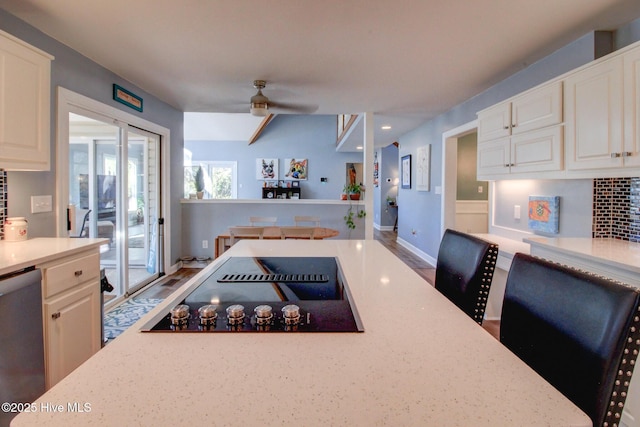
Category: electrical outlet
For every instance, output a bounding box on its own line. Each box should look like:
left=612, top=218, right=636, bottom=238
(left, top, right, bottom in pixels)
left=478, top=186, right=483, bottom=193
left=202, top=240, right=208, bottom=249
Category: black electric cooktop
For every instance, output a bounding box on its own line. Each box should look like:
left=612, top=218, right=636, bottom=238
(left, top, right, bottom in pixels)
left=142, top=257, right=364, bottom=333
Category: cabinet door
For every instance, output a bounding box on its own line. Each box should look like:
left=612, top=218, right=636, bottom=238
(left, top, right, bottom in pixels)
left=510, top=125, right=563, bottom=174
left=624, top=45, right=640, bottom=168
left=477, top=102, right=511, bottom=141
left=565, top=56, right=624, bottom=170
left=0, top=31, right=52, bottom=170
left=44, top=280, right=100, bottom=389
left=511, top=81, right=563, bottom=135
left=477, top=137, right=511, bottom=178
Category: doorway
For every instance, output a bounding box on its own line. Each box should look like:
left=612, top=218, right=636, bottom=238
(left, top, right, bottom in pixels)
left=441, top=120, right=489, bottom=236
left=57, top=88, right=171, bottom=310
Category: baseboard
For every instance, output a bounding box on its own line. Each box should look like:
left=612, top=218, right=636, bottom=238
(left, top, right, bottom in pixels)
left=396, top=237, right=437, bottom=267
left=376, top=225, right=395, bottom=231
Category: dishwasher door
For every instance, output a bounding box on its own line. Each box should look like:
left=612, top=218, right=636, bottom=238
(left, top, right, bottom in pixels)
left=0, top=267, right=44, bottom=427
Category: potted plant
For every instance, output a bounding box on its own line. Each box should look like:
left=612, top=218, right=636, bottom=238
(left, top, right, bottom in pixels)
left=194, top=166, right=205, bottom=199
left=343, top=183, right=362, bottom=200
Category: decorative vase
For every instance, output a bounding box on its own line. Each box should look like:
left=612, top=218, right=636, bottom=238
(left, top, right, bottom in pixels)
left=196, top=191, right=204, bottom=199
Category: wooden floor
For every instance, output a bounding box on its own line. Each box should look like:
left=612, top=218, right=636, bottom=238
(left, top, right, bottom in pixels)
left=131, top=230, right=499, bottom=339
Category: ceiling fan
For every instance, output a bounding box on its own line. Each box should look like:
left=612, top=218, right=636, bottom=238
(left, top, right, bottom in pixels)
left=249, top=80, right=317, bottom=116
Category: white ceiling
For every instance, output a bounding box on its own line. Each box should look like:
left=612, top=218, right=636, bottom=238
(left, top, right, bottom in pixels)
left=2, top=0, right=640, bottom=150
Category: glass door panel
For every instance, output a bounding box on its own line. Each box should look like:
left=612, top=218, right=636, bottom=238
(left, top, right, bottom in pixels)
left=68, top=113, right=160, bottom=307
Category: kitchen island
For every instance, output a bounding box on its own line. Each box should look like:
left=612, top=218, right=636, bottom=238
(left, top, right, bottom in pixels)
left=12, top=239, right=590, bottom=426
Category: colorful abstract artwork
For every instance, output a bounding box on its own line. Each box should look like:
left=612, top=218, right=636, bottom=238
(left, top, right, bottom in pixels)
left=284, top=158, right=308, bottom=180
left=528, top=196, right=560, bottom=234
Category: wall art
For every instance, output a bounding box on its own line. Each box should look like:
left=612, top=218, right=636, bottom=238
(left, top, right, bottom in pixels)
left=401, top=154, right=411, bottom=189
left=528, top=195, right=560, bottom=234
left=416, top=145, right=430, bottom=192
left=284, top=158, right=308, bottom=180
left=256, top=158, right=278, bottom=180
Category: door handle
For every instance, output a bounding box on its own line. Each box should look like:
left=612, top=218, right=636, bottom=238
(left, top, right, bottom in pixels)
left=74, top=270, right=83, bottom=277
left=52, top=312, right=61, bottom=320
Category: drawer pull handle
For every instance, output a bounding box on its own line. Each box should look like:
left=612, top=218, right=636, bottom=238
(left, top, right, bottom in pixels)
left=622, top=151, right=633, bottom=157
left=52, top=312, right=61, bottom=320
left=611, top=152, right=622, bottom=158
left=74, top=270, right=83, bottom=277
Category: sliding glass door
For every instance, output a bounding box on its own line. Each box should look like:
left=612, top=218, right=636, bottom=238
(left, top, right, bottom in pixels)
left=68, top=112, right=160, bottom=306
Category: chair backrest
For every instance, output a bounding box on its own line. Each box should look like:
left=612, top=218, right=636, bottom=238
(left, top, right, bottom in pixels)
left=229, top=226, right=264, bottom=245
left=435, top=229, right=498, bottom=325
left=71, top=208, right=91, bottom=238
left=280, top=226, right=315, bottom=239
left=500, top=253, right=640, bottom=427
left=249, top=216, right=277, bottom=226
left=294, top=215, right=320, bottom=226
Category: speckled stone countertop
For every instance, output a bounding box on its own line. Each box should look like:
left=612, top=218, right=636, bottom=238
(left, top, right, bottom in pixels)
left=12, top=240, right=590, bottom=426
left=0, top=238, right=107, bottom=276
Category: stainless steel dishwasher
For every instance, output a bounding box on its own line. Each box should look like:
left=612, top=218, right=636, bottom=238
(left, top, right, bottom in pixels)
left=0, top=266, right=45, bottom=427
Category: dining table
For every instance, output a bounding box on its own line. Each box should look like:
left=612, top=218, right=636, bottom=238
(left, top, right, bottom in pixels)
left=214, top=225, right=340, bottom=257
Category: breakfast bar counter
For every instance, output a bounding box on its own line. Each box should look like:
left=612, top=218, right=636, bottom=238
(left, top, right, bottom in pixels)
left=13, top=240, right=590, bottom=426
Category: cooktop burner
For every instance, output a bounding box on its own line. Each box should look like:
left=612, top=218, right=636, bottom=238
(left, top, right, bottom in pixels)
left=141, top=257, right=364, bottom=333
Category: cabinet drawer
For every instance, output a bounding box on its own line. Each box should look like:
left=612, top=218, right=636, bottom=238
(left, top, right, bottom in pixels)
left=42, top=252, right=100, bottom=298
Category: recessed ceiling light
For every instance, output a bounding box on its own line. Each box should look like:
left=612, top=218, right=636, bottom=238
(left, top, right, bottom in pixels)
left=381, top=125, right=392, bottom=130
left=356, top=146, right=363, bottom=150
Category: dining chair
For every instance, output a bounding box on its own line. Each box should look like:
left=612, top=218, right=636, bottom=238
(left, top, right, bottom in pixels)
left=434, top=229, right=498, bottom=325
left=229, top=226, right=264, bottom=246
left=500, top=253, right=640, bottom=427
left=249, top=216, right=277, bottom=226
left=280, top=226, right=315, bottom=239
left=293, top=216, right=320, bottom=226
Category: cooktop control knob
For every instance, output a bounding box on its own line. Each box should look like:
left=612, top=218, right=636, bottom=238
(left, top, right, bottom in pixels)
left=254, top=305, right=273, bottom=326
left=282, top=304, right=301, bottom=325
left=198, top=304, right=218, bottom=327
left=226, top=304, right=245, bottom=326
left=170, top=304, right=190, bottom=327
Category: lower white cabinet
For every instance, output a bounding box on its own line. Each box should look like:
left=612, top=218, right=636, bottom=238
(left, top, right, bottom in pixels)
left=43, top=280, right=101, bottom=388
left=38, top=249, right=101, bottom=389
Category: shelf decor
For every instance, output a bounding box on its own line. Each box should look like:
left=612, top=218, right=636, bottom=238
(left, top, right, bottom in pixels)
left=401, top=154, right=411, bottom=189
left=528, top=195, right=560, bottom=234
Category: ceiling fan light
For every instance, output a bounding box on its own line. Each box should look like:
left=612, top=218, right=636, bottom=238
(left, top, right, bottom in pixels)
left=250, top=102, right=269, bottom=116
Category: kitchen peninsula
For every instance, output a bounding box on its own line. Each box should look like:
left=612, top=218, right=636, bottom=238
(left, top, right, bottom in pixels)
left=13, top=240, right=590, bottom=426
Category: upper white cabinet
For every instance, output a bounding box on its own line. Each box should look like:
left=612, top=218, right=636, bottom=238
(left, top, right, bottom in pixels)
left=623, top=46, right=640, bottom=168
left=477, top=81, right=563, bottom=179
left=564, top=56, right=625, bottom=171
left=0, top=30, right=53, bottom=171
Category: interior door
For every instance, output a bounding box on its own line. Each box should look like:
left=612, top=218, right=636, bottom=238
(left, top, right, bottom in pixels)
left=68, top=112, right=160, bottom=306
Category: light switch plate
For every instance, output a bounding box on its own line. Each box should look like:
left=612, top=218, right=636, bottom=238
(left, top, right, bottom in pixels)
left=514, top=205, right=521, bottom=220
left=31, top=195, right=52, bottom=213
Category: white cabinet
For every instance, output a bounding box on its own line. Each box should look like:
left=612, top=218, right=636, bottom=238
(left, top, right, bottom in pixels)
left=39, top=250, right=101, bottom=389
left=477, top=81, right=563, bottom=179
left=623, top=45, right=640, bottom=168
left=565, top=56, right=624, bottom=170
left=0, top=30, right=53, bottom=171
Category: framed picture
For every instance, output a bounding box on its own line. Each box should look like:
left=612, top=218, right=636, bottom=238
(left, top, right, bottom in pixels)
left=416, top=145, right=430, bottom=192
left=401, top=154, right=411, bottom=189
left=284, top=158, right=308, bottom=180
left=528, top=196, right=560, bottom=234
left=256, top=158, right=278, bottom=180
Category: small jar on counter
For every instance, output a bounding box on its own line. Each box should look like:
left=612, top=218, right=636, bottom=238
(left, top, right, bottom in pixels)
left=4, top=217, right=28, bottom=241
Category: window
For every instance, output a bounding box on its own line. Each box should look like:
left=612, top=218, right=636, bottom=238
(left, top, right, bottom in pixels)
left=184, top=161, right=237, bottom=199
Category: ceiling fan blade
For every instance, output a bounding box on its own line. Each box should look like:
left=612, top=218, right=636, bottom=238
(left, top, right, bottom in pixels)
left=269, top=101, right=318, bottom=114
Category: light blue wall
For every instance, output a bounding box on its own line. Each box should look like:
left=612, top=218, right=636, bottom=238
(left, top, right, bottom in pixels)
left=0, top=9, right=184, bottom=264
left=186, top=115, right=363, bottom=199
left=397, top=21, right=640, bottom=259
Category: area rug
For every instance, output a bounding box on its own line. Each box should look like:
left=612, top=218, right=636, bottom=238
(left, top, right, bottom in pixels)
left=104, top=298, right=163, bottom=341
